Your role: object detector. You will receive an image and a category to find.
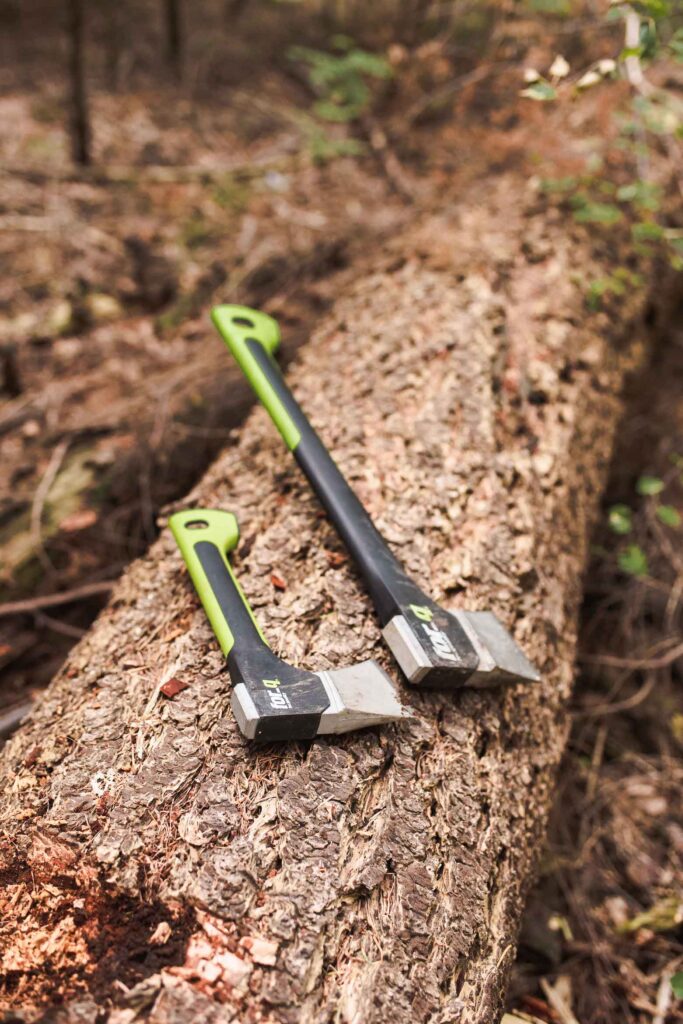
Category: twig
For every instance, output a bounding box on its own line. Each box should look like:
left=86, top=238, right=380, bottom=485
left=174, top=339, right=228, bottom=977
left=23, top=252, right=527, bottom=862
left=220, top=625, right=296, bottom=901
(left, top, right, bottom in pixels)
left=0, top=155, right=294, bottom=186
left=654, top=958, right=683, bottom=1024
left=0, top=701, right=33, bottom=741
left=578, top=674, right=658, bottom=718
left=34, top=610, right=87, bottom=639
left=580, top=639, right=683, bottom=671
left=653, top=968, right=673, bottom=1024
left=586, top=722, right=607, bottom=805
left=0, top=397, right=39, bottom=437
left=359, top=115, right=416, bottom=202
left=30, top=439, right=70, bottom=576
left=540, top=978, right=581, bottom=1024
left=404, top=61, right=511, bottom=126
left=0, top=581, right=115, bottom=619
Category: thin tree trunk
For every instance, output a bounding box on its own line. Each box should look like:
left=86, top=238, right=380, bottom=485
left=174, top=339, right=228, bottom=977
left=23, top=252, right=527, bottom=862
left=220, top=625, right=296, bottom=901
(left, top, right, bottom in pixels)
left=224, top=0, right=250, bottom=21
left=0, top=177, right=666, bottom=1022
left=164, top=0, right=183, bottom=81
left=104, top=0, right=125, bottom=92
left=66, top=0, right=91, bottom=165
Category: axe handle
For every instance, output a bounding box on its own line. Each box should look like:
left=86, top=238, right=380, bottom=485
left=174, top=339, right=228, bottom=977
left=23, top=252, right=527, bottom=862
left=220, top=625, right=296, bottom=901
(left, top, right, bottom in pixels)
left=213, top=304, right=459, bottom=628
left=212, top=305, right=419, bottom=627
left=169, top=508, right=264, bottom=657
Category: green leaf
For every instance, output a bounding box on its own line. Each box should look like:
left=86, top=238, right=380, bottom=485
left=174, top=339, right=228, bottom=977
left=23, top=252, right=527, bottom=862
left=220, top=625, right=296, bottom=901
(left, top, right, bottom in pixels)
left=672, top=972, right=683, bottom=999
left=634, top=0, right=671, bottom=21
left=287, top=43, right=392, bottom=125
left=345, top=50, right=393, bottom=79
left=313, top=99, right=358, bottom=122
left=526, top=0, right=572, bottom=13
left=586, top=153, right=605, bottom=174
left=619, top=45, right=644, bottom=59
left=619, top=544, right=648, bottom=576
left=573, top=202, right=623, bottom=225
left=656, top=504, right=680, bottom=527
left=540, top=176, right=577, bottom=193
left=637, top=474, right=664, bottom=495
left=618, top=895, right=682, bottom=934
left=632, top=221, right=664, bottom=241
left=521, top=81, right=558, bottom=101
left=608, top=504, right=633, bottom=534
left=617, top=180, right=661, bottom=210
left=639, top=18, right=658, bottom=59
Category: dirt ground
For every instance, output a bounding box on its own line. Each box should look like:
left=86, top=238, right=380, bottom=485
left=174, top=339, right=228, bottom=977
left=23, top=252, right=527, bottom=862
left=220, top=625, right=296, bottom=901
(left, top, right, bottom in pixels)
left=1, top=3, right=682, bottom=1021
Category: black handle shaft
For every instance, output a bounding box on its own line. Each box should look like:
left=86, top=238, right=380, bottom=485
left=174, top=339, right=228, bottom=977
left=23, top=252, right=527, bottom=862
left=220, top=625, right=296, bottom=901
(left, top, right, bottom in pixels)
left=248, top=341, right=435, bottom=626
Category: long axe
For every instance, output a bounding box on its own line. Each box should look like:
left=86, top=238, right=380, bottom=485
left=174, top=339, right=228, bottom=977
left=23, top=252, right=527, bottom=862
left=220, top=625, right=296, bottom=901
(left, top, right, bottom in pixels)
left=211, top=305, right=540, bottom=690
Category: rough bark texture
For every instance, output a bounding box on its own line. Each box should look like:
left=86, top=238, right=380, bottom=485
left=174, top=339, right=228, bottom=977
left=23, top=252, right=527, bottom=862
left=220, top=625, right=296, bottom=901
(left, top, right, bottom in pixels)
left=0, top=177, right=653, bottom=1023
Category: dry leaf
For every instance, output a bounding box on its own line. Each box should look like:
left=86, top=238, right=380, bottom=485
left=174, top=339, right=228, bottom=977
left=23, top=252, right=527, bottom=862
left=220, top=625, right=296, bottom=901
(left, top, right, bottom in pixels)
left=325, top=550, right=347, bottom=567
left=59, top=508, right=98, bottom=533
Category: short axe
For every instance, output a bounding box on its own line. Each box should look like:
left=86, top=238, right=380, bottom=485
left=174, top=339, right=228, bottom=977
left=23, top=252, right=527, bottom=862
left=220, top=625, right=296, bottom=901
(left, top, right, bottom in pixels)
left=212, top=305, right=540, bottom=690
left=170, top=508, right=411, bottom=741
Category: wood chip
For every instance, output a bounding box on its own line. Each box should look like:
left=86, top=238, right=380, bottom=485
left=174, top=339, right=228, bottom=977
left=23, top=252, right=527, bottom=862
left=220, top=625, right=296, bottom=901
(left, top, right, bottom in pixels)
left=149, top=921, right=172, bottom=946
left=160, top=677, right=189, bottom=699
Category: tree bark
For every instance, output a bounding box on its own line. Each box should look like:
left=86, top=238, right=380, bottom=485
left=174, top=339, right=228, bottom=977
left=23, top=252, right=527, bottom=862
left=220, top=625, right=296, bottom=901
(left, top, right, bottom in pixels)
left=66, top=0, right=91, bottom=166
left=0, top=177, right=658, bottom=1022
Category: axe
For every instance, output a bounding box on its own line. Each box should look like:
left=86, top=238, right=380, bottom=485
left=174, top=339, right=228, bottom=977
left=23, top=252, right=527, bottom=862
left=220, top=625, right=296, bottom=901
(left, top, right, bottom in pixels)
left=212, top=305, right=539, bottom=690
left=170, top=508, right=410, bottom=741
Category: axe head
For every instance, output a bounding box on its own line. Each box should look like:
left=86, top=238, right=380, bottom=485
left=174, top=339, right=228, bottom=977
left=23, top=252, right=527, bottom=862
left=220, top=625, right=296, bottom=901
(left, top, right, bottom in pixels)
left=231, top=658, right=412, bottom=741
left=382, top=600, right=540, bottom=689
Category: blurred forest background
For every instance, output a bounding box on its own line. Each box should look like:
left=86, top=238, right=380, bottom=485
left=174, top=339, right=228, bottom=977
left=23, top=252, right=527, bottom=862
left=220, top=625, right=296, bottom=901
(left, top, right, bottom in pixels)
left=1, top=0, right=682, bottom=1021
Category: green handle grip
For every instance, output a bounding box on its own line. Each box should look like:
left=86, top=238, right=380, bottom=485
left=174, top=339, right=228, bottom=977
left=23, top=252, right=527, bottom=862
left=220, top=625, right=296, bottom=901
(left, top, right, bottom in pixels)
left=169, top=508, right=265, bottom=655
left=211, top=304, right=301, bottom=451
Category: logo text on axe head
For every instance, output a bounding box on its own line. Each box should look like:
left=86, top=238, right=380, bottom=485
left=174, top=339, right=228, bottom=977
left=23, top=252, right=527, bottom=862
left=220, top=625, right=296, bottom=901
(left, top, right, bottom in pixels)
left=262, top=677, right=292, bottom=710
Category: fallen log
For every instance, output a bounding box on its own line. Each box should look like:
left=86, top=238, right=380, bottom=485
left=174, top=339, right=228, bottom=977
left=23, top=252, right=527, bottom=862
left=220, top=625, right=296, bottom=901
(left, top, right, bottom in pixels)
left=0, top=176, right=663, bottom=1023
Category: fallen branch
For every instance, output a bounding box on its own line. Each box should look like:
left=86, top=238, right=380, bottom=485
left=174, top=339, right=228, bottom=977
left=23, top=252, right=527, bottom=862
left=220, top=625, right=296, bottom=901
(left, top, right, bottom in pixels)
left=0, top=176, right=670, bottom=1021
left=0, top=581, right=115, bottom=618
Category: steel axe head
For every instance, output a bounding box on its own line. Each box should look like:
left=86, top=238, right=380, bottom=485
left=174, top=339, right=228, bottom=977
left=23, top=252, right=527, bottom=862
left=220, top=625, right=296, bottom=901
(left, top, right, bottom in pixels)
left=231, top=658, right=412, bottom=741
left=382, top=598, right=540, bottom=689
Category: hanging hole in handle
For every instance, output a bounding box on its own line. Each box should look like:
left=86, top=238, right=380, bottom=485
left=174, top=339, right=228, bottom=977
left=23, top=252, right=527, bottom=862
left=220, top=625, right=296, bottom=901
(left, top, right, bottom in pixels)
left=232, top=316, right=254, bottom=328
left=185, top=519, right=209, bottom=530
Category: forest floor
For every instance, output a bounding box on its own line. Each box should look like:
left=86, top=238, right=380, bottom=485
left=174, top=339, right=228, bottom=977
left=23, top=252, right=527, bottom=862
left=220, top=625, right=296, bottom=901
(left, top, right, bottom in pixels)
left=1, top=7, right=682, bottom=1022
